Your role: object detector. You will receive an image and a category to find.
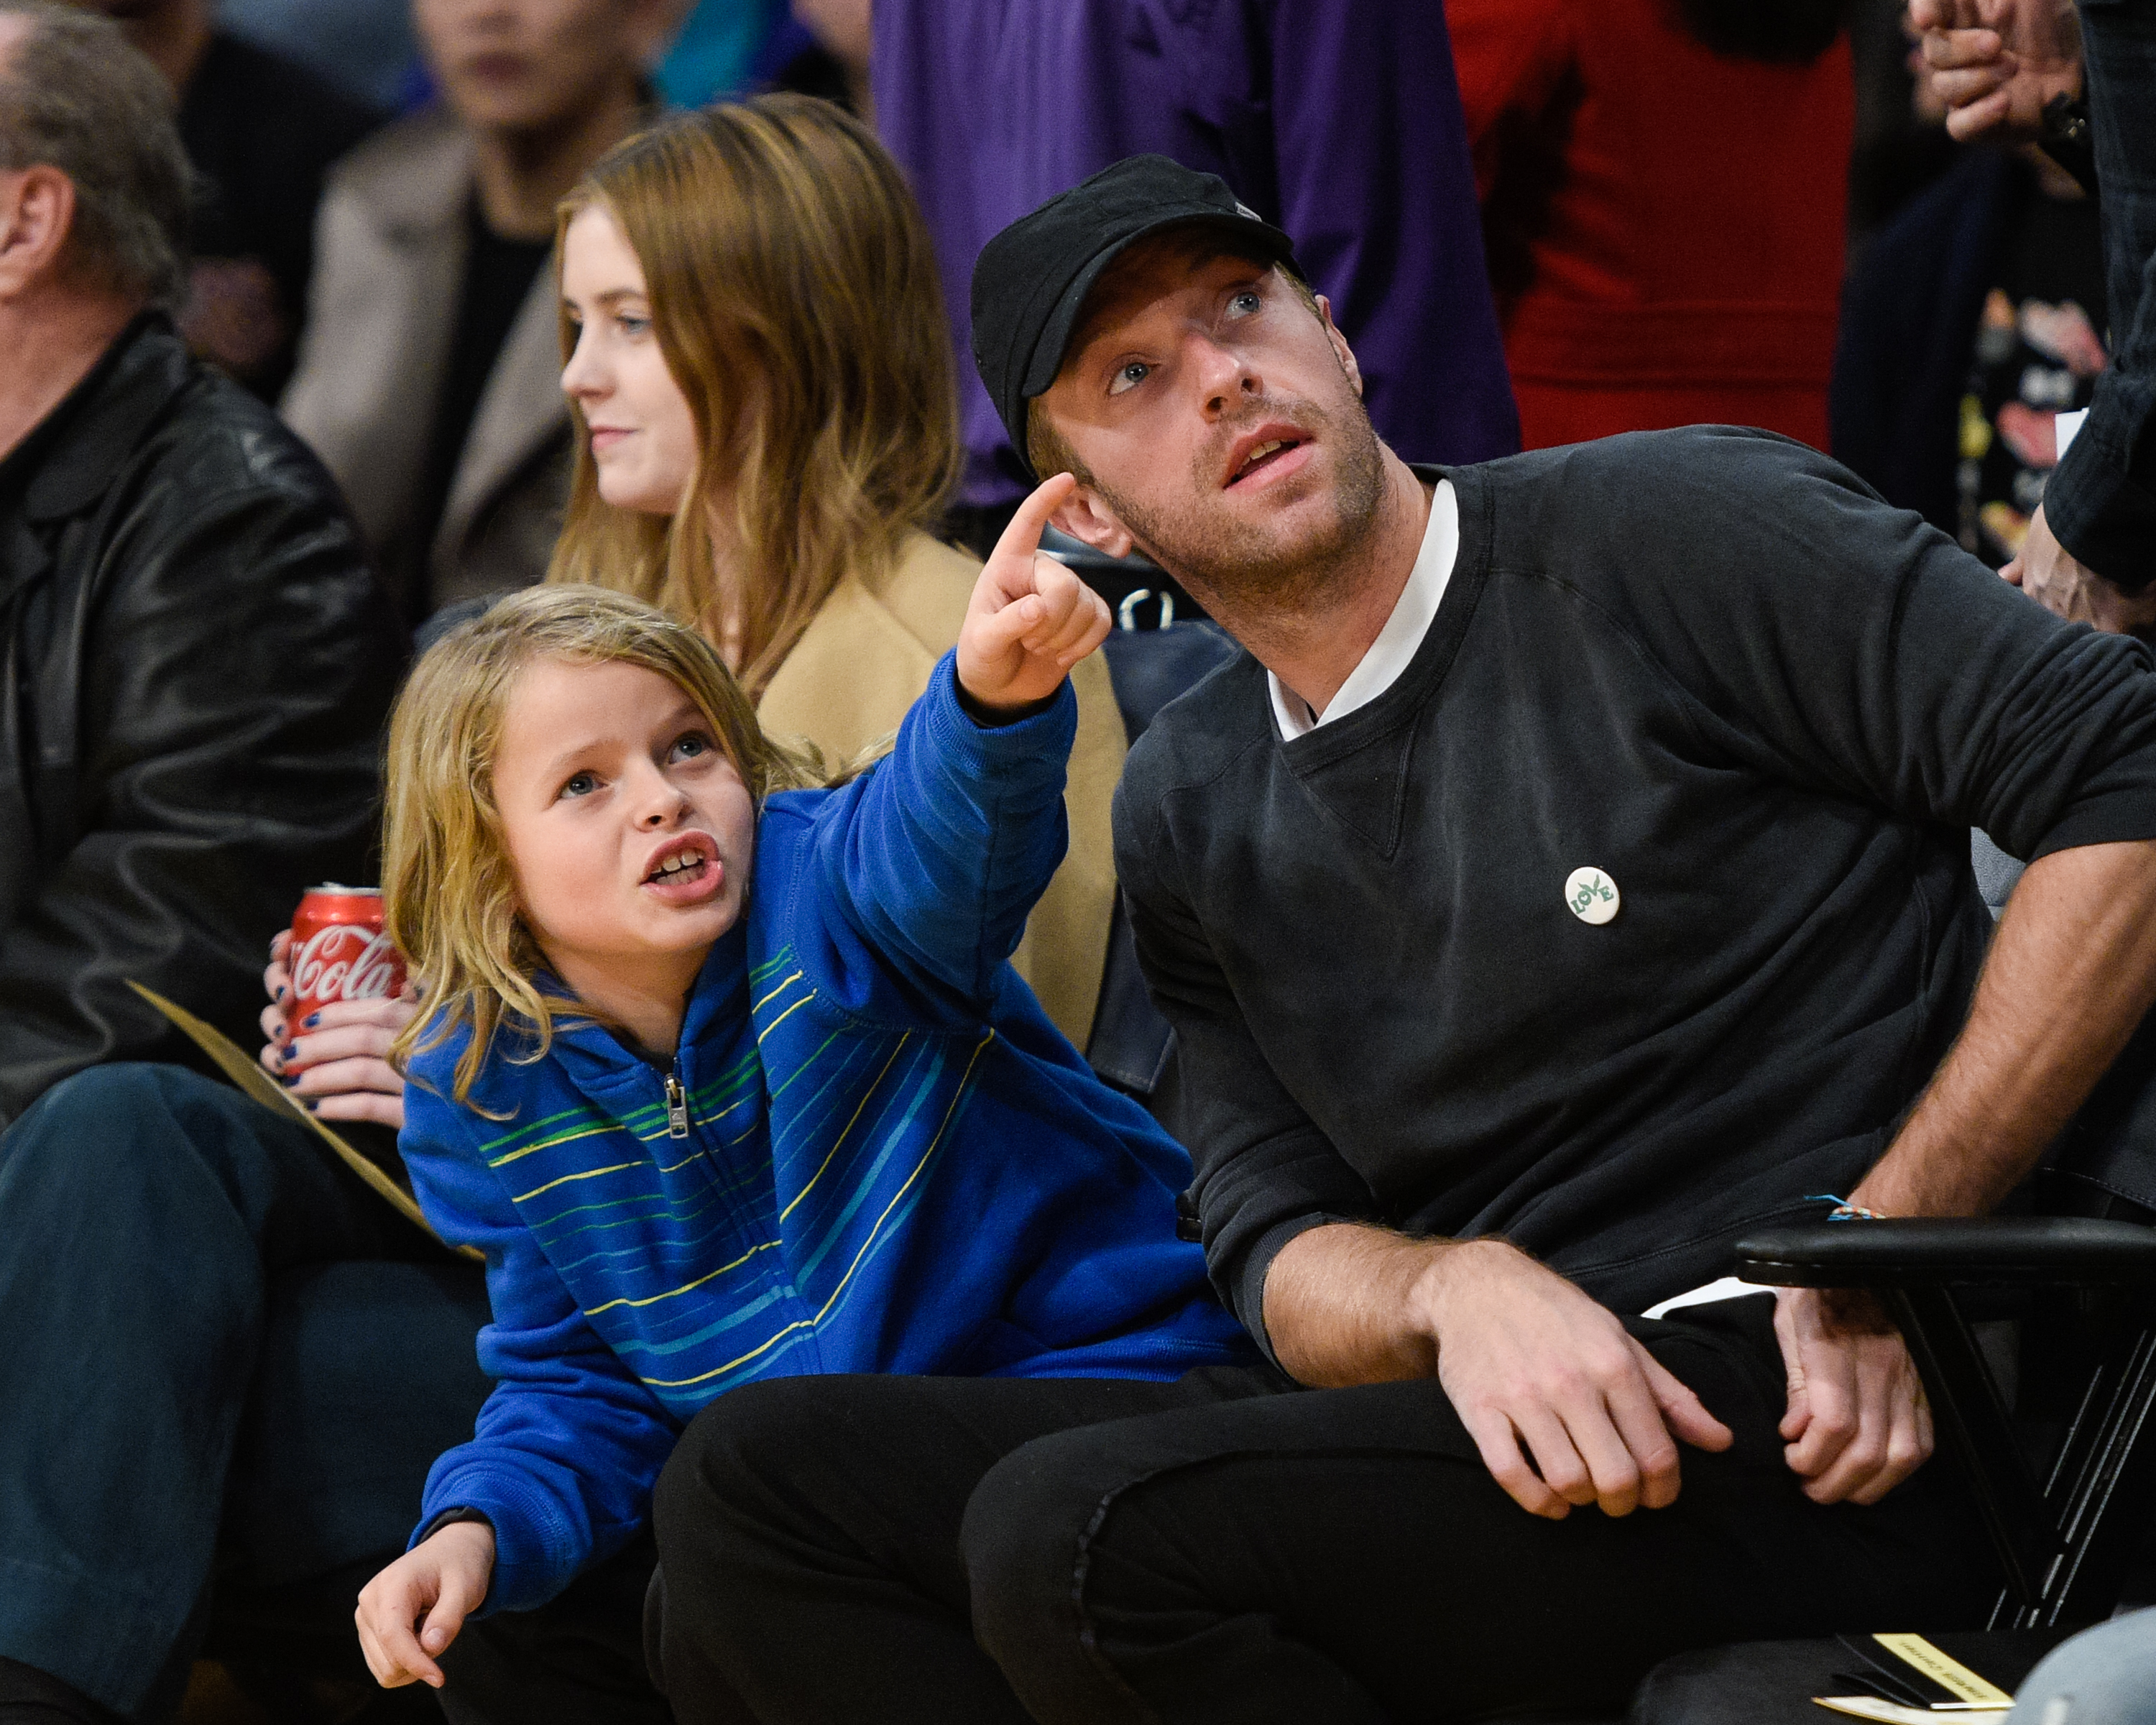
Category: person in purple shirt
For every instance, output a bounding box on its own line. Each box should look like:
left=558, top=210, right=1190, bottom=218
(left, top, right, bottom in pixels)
left=872, top=0, right=1521, bottom=547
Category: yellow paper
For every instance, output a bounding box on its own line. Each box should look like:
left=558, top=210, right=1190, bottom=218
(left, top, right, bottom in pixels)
left=1815, top=1699, right=2009, bottom=1725
left=129, top=980, right=481, bottom=1263
left=1873, top=1637, right=2017, bottom=1709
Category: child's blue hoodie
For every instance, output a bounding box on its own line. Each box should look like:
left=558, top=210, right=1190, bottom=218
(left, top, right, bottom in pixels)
left=400, top=656, right=1255, bottom=1611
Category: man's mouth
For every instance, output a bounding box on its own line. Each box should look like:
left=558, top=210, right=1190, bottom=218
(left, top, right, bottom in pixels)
left=1224, top=431, right=1309, bottom=488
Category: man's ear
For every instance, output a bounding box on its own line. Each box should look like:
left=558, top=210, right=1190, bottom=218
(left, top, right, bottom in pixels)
left=0, top=167, right=76, bottom=302
left=1049, top=483, right=1137, bottom=561
left=1314, top=291, right=1365, bottom=401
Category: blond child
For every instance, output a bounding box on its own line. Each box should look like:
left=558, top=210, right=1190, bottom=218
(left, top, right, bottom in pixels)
left=354, top=486, right=1252, bottom=1689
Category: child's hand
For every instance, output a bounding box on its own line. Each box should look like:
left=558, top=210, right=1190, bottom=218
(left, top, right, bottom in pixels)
left=354, top=1519, right=495, bottom=1689
left=957, top=472, right=1112, bottom=718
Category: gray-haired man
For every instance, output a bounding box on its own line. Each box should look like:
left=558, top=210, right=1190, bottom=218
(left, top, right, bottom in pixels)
left=0, top=7, right=448, bottom=1721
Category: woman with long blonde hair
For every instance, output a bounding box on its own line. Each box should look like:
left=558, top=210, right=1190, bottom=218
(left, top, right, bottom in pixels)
left=548, top=95, right=1128, bottom=1048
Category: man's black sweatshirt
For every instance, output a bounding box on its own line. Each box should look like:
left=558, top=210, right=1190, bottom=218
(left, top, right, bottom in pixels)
left=1113, top=427, right=2156, bottom=1358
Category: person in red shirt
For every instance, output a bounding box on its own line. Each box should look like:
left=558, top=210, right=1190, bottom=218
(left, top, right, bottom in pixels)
left=1450, top=0, right=1856, bottom=450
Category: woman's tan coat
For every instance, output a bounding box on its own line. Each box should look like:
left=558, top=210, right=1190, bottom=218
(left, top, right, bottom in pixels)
left=756, top=530, right=1127, bottom=1050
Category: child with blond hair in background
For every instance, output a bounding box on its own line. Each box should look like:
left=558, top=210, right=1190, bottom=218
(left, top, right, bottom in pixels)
left=353, top=488, right=1251, bottom=1700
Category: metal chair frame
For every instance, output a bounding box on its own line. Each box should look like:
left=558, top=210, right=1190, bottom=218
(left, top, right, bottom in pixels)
left=1737, top=1218, right=2156, bottom=1628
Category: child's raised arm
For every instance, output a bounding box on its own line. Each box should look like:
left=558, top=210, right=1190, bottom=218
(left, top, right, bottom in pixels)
left=795, top=475, right=1113, bottom=1013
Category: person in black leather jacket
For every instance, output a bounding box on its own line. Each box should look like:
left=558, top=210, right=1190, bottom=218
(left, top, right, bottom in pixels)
left=0, top=34, right=398, bottom=1123
left=0, top=12, right=495, bottom=1724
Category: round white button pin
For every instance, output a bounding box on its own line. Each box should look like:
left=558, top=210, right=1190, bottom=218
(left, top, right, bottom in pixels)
left=1564, top=866, right=1620, bottom=926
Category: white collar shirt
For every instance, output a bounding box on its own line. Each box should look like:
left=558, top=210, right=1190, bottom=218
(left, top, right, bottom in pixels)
left=1266, top=479, right=1458, bottom=742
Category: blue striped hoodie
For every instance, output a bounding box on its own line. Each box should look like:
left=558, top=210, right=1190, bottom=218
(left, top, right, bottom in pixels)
left=400, top=656, right=1255, bottom=1611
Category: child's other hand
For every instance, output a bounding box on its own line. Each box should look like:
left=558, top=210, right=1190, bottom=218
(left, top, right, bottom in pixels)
left=355, top=1519, right=495, bottom=1689
left=958, top=472, right=1112, bottom=719
left=259, top=928, right=418, bottom=1128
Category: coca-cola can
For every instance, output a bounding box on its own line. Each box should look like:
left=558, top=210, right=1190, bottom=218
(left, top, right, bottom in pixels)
left=289, top=883, right=407, bottom=1023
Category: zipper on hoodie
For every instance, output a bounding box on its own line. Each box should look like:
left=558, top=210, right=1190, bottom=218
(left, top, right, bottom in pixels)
left=664, top=1067, right=690, bottom=1139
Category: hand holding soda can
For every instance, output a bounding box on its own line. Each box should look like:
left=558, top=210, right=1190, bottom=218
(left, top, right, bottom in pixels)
left=259, top=885, right=418, bottom=1128
left=289, top=884, right=407, bottom=1017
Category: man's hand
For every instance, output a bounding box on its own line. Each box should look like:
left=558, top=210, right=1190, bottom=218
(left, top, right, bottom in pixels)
left=1774, top=1287, right=1934, bottom=1504
left=957, top=472, right=1112, bottom=717
left=1419, top=1241, right=1735, bottom=1518
left=259, top=928, right=417, bottom=1128
left=2003, top=505, right=2156, bottom=635
left=1910, top=0, right=2081, bottom=144
left=355, top=1519, right=494, bottom=1689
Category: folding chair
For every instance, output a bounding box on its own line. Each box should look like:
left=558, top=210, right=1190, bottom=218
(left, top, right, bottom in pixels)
left=1630, top=1026, right=2156, bottom=1725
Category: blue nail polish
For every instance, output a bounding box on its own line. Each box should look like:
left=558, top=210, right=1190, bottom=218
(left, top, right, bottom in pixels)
left=280, top=1044, right=297, bottom=1060
left=274, top=985, right=285, bottom=1001
left=302, top=1099, right=319, bottom=1112
left=303, top=1013, right=321, bottom=1029
left=281, top=1072, right=300, bottom=1087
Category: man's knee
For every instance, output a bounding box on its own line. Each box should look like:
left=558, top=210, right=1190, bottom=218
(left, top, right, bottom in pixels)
left=0, top=1062, right=334, bottom=1279
left=961, top=1427, right=1135, bottom=1701
left=0, top=1063, right=216, bottom=1196
left=653, top=1376, right=861, bottom=1570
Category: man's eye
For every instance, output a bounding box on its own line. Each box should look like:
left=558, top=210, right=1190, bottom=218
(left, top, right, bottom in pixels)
left=1229, top=289, right=1262, bottom=316
left=558, top=771, right=597, bottom=800
left=1107, top=361, right=1151, bottom=397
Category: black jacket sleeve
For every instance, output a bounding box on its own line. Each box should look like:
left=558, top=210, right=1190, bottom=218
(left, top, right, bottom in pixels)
left=1113, top=767, right=1380, bottom=1363
left=0, top=473, right=400, bottom=1124
left=2042, top=0, right=2156, bottom=584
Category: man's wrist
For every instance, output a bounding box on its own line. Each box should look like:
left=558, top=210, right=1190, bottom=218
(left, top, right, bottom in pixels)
left=1406, top=1236, right=1516, bottom=1355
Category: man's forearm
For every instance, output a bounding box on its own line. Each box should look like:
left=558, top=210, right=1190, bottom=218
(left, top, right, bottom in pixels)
left=1262, top=1223, right=1455, bottom=1386
left=1854, top=839, right=2156, bottom=1217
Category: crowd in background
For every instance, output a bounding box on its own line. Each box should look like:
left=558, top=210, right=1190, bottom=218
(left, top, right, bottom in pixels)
left=157, top=0, right=2132, bottom=586
left=2, top=0, right=2155, bottom=1721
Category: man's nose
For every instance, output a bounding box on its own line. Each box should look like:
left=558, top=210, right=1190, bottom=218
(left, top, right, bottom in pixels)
left=1192, top=336, right=1260, bottom=418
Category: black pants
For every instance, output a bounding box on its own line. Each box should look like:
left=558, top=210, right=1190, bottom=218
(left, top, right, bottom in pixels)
left=647, top=1296, right=2001, bottom=1724
left=437, top=1532, right=671, bottom=1725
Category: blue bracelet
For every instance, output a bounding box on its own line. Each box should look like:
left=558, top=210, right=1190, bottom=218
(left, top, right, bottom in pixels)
left=1807, top=1192, right=1886, bottom=1221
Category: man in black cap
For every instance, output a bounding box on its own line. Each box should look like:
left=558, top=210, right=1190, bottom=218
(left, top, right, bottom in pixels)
left=642, top=156, right=2156, bottom=1721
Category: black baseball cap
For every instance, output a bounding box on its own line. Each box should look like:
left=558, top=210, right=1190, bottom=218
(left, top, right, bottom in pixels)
left=971, top=155, right=1302, bottom=476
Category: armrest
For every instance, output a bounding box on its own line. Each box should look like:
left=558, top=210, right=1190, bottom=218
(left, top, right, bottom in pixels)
left=1733, top=1218, right=2156, bottom=1289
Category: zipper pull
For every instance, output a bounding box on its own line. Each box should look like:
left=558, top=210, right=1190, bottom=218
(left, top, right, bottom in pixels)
left=664, top=1073, right=690, bottom=1139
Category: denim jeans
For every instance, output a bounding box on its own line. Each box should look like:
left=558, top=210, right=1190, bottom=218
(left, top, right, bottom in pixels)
left=0, top=1064, right=490, bottom=1721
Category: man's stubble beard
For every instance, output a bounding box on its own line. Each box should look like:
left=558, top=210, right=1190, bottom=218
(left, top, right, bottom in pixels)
left=1088, top=389, right=1388, bottom=616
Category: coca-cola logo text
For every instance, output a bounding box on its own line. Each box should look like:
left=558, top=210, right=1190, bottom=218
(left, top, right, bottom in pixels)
left=291, top=927, right=405, bottom=1006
